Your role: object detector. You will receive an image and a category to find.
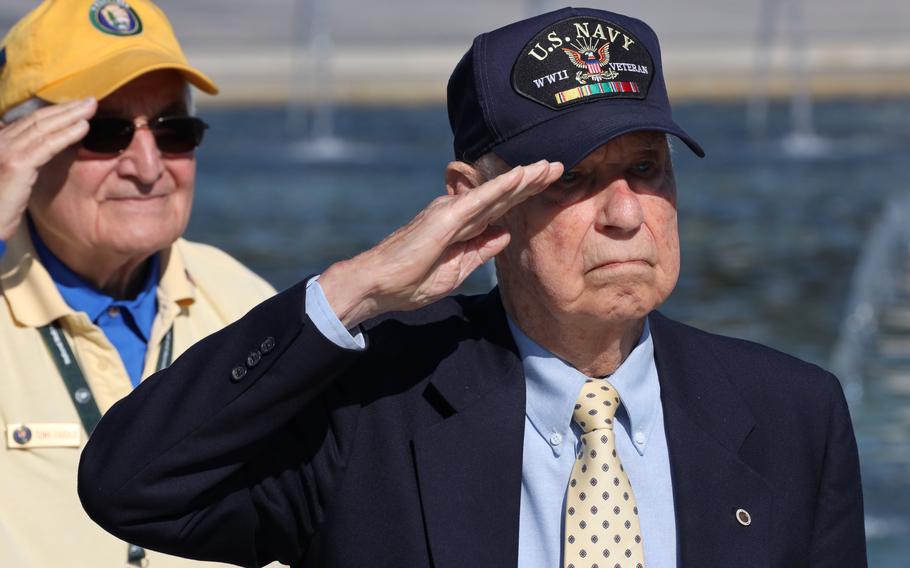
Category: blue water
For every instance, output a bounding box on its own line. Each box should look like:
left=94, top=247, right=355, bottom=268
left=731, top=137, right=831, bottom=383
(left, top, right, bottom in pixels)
left=187, top=99, right=910, bottom=566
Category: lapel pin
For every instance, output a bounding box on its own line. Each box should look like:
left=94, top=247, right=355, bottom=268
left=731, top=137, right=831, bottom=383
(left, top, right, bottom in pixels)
left=736, top=508, right=752, bottom=526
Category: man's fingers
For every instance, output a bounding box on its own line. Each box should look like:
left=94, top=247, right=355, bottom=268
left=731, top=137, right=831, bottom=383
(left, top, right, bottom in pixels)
left=517, top=160, right=564, bottom=196
left=24, top=99, right=95, bottom=144
left=452, top=227, right=511, bottom=288
left=497, top=160, right=563, bottom=212
left=461, top=161, right=548, bottom=216
left=3, top=98, right=95, bottom=147
left=470, top=225, right=511, bottom=264
left=451, top=160, right=562, bottom=243
left=27, top=119, right=90, bottom=167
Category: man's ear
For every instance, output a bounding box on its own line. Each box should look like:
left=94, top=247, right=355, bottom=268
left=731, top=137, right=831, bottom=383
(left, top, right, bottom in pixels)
left=444, top=161, right=486, bottom=196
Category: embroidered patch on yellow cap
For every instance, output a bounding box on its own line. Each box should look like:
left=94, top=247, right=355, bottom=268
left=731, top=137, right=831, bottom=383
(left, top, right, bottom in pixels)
left=512, top=17, right=653, bottom=110
left=90, top=1, right=143, bottom=36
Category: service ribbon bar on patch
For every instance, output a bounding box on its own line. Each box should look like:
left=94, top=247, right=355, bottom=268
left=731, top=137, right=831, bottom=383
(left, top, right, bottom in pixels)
left=512, top=16, right=653, bottom=110
left=555, top=81, right=639, bottom=104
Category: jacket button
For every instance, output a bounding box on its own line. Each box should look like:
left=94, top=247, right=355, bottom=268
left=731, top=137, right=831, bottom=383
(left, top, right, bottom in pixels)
left=246, top=350, right=262, bottom=368
left=230, top=365, right=247, bottom=382
left=735, top=508, right=752, bottom=526
left=260, top=336, right=276, bottom=354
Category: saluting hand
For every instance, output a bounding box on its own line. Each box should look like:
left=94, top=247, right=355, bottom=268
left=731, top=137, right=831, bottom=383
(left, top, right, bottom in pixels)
left=0, top=98, right=97, bottom=240
left=320, top=160, right=563, bottom=328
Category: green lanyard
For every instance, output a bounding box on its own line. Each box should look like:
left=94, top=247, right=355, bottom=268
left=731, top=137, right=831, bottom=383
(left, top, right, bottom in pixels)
left=38, top=321, right=173, bottom=435
left=38, top=320, right=174, bottom=567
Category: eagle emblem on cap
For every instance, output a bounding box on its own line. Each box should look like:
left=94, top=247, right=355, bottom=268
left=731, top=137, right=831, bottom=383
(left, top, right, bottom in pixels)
left=562, top=39, right=618, bottom=85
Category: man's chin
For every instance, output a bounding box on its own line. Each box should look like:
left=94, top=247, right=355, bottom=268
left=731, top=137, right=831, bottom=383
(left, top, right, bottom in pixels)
left=102, top=232, right=181, bottom=259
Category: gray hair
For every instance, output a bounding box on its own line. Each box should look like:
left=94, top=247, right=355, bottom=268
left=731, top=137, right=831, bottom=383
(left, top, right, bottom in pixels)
left=472, top=133, right=676, bottom=181
left=2, top=97, right=50, bottom=123
left=473, top=152, right=512, bottom=183
left=1, top=80, right=196, bottom=124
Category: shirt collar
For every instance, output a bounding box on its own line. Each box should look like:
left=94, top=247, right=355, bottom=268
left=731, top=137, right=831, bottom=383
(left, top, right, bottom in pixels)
left=603, top=319, right=660, bottom=455
left=509, top=317, right=660, bottom=456
left=1, top=223, right=73, bottom=327
left=508, top=318, right=589, bottom=450
left=156, top=241, right=195, bottom=307
left=28, top=220, right=160, bottom=340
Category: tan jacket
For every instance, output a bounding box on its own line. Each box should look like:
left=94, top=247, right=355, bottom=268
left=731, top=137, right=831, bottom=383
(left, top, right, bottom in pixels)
left=0, top=225, right=276, bottom=567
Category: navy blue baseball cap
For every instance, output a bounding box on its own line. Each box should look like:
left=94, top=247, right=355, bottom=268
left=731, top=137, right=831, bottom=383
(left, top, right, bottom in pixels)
left=447, top=7, right=705, bottom=169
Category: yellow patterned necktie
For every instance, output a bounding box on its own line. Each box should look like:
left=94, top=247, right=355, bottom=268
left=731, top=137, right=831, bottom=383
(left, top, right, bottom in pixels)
left=563, top=378, right=645, bottom=568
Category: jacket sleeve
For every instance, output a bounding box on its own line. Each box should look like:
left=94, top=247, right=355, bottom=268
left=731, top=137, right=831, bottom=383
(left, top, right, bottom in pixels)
left=809, top=374, right=867, bottom=566
left=78, top=279, right=366, bottom=567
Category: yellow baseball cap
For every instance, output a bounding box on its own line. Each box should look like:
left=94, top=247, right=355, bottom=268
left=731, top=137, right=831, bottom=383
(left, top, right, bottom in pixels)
left=0, top=0, right=218, bottom=116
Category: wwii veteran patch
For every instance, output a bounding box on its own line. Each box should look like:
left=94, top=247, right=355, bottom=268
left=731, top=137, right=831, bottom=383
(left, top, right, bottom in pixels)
left=512, top=17, right=653, bottom=110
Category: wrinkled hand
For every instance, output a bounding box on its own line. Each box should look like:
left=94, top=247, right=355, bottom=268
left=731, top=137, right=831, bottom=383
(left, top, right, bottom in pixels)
left=320, top=160, right=563, bottom=328
left=0, top=98, right=96, bottom=240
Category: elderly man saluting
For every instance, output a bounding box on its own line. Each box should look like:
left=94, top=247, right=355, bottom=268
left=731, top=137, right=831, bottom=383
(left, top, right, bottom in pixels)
left=0, top=1, right=274, bottom=566
left=80, top=7, right=866, bottom=568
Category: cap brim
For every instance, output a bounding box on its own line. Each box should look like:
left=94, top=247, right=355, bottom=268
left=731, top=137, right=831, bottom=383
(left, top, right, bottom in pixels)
left=493, top=100, right=704, bottom=170
left=36, top=49, right=219, bottom=104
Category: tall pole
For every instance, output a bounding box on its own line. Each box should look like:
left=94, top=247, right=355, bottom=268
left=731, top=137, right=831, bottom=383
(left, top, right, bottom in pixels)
left=287, top=0, right=335, bottom=143
left=786, top=0, right=814, bottom=139
left=747, top=0, right=780, bottom=138
left=310, top=0, right=335, bottom=141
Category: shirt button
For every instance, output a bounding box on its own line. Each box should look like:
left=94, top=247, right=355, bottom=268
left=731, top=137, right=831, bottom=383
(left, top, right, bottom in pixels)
left=549, top=432, right=562, bottom=446
left=107, top=307, right=120, bottom=318
left=634, top=431, right=646, bottom=445
left=230, top=365, right=247, bottom=382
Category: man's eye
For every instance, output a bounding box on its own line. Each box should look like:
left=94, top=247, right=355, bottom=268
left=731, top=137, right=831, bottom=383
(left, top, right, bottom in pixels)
left=633, top=161, right=654, bottom=175
left=559, top=171, right=581, bottom=183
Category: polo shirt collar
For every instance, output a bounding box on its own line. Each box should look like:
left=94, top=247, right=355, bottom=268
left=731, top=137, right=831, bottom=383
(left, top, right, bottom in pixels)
left=27, top=221, right=160, bottom=340
left=0, top=223, right=194, bottom=329
left=0, top=223, right=72, bottom=328
left=156, top=241, right=195, bottom=308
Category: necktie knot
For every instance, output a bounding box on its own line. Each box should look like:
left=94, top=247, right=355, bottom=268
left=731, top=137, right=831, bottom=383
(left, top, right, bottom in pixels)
left=572, top=378, right=620, bottom=433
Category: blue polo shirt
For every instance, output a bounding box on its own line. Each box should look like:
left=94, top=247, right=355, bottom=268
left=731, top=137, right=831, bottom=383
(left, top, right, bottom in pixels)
left=27, top=225, right=159, bottom=388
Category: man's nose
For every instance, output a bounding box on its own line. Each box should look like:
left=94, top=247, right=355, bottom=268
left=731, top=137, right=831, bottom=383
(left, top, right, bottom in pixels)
left=597, top=179, right=644, bottom=233
left=117, top=127, right=165, bottom=186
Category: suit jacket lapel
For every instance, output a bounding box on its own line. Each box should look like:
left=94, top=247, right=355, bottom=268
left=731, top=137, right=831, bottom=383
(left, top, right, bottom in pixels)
left=650, top=312, right=772, bottom=567
left=412, top=290, right=526, bottom=568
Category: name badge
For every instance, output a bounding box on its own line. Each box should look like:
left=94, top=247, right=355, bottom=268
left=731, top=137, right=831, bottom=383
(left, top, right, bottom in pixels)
left=6, top=423, right=81, bottom=449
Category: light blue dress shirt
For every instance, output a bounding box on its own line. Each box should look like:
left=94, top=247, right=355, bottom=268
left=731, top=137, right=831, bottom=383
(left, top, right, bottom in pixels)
left=304, top=280, right=677, bottom=567
left=30, top=223, right=159, bottom=387
left=509, top=318, right=677, bottom=568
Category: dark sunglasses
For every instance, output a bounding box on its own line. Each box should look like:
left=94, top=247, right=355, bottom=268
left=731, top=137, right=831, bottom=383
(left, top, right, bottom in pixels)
left=82, top=116, right=209, bottom=154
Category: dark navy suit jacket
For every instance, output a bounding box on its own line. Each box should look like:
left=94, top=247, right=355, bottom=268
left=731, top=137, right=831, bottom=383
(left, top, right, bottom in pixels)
left=79, top=281, right=866, bottom=567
